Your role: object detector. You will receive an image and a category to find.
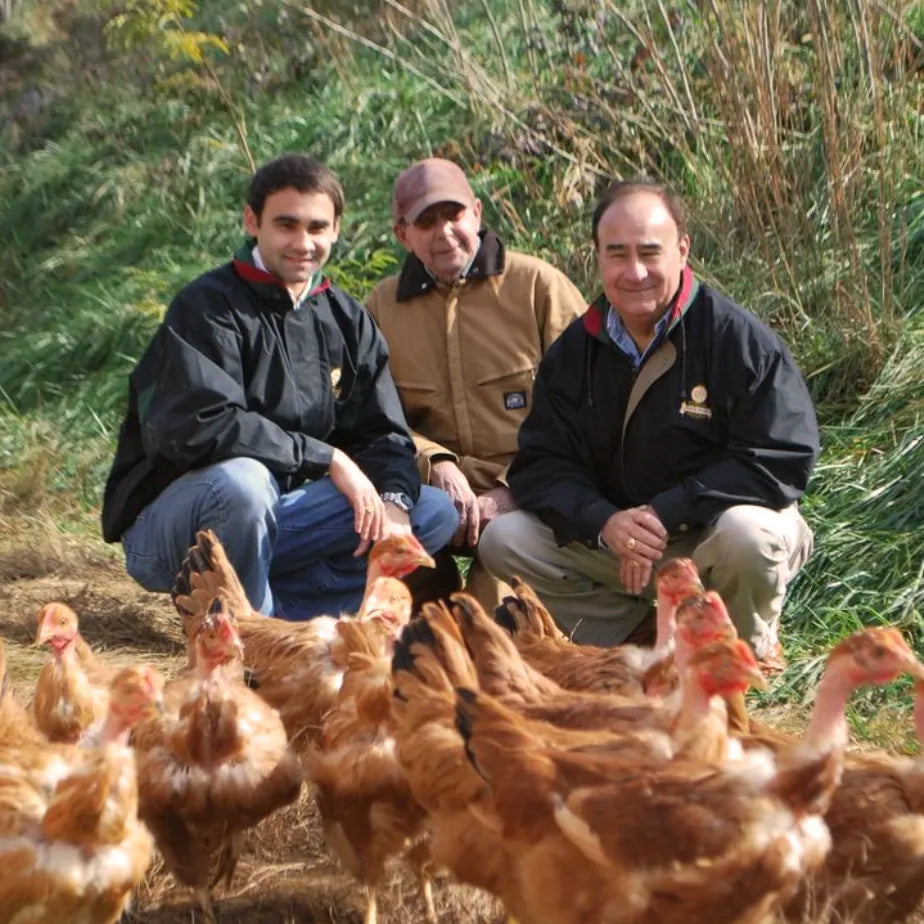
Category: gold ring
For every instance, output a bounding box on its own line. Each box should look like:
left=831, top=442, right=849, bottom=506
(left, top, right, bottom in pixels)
left=631, top=561, right=639, bottom=570
left=626, top=537, right=637, bottom=551
left=364, top=501, right=376, bottom=511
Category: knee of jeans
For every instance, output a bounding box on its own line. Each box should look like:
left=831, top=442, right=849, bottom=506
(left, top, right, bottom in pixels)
left=124, top=548, right=175, bottom=593
left=211, top=458, right=278, bottom=520
left=709, top=507, right=787, bottom=571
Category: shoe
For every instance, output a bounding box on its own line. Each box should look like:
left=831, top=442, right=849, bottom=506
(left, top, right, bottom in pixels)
left=756, top=641, right=787, bottom=675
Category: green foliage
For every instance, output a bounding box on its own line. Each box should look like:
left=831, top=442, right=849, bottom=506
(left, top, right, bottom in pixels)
left=102, top=0, right=229, bottom=63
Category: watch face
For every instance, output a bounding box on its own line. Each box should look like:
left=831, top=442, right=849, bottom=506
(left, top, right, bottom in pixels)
left=383, top=492, right=413, bottom=512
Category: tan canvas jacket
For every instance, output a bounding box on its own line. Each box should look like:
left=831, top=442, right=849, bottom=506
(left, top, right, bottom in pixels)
left=366, top=232, right=586, bottom=493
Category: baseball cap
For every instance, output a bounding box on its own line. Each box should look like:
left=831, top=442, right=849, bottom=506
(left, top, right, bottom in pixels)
left=392, top=158, right=476, bottom=224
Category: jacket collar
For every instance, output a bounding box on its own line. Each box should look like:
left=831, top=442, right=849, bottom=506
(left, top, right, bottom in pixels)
left=231, top=241, right=331, bottom=312
left=583, top=265, right=699, bottom=342
left=395, top=230, right=505, bottom=302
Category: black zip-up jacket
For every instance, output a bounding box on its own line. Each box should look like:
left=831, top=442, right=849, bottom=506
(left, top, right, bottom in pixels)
left=102, top=248, right=419, bottom=543
left=507, top=268, right=820, bottom=545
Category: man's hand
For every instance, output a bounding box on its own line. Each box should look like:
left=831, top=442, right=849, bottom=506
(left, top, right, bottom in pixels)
left=477, top=485, right=517, bottom=533
left=601, top=505, right=668, bottom=595
left=619, top=555, right=653, bottom=596
left=430, top=459, right=479, bottom=547
left=329, top=448, right=386, bottom=556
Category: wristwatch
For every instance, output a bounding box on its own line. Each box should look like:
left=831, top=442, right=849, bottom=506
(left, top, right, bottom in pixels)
left=380, top=491, right=415, bottom=513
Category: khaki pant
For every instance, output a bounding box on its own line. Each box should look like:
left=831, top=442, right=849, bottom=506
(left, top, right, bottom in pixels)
left=477, top=504, right=813, bottom=657
left=464, top=555, right=513, bottom=612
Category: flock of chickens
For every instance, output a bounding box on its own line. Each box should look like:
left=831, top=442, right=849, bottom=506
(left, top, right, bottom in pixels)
left=2, top=530, right=924, bottom=924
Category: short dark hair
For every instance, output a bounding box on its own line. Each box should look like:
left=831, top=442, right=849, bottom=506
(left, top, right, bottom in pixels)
left=591, top=178, right=687, bottom=248
left=247, top=154, right=345, bottom=220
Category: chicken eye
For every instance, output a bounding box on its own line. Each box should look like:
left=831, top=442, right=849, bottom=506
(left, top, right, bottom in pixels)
left=871, top=644, right=886, bottom=659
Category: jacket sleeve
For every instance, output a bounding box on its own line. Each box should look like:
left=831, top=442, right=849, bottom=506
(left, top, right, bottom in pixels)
left=139, top=293, right=335, bottom=479
left=329, top=307, right=422, bottom=499
left=412, top=433, right=459, bottom=481
left=508, top=347, right=619, bottom=545
left=649, top=345, right=819, bottom=533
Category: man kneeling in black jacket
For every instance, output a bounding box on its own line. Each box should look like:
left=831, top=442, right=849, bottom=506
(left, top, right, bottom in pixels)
left=102, top=154, right=458, bottom=619
left=479, top=179, right=818, bottom=671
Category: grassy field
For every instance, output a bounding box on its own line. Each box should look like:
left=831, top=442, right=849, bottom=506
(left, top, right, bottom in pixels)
left=0, top=0, right=923, bottom=919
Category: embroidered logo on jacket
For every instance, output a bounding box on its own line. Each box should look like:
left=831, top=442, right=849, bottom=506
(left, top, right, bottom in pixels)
left=504, top=390, right=527, bottom=410
left=680, top=383, right=712, bottom=420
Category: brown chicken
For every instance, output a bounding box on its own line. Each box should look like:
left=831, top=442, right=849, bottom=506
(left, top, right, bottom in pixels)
left=303, top=617, right=433, bottom=924
left=668, top=589, right=757, bottom=733
left=390, top=610, right=770, bottom=923
left=671, top=638, right=767, bottom=764
left=32, top=602, right=112, bottom=743
left=172, top=528, right=432, bottom=633
left=450, top=592, right=695, bottom=745
left=494, top=561, right=703, bottom=698
left=391, top=613, right=523, bottom=917
left=759, top=630, right=924, bottom=924
left=454, top=675, right=831, bottom=924
left=0, top=664, right=161, bottom=924
left=172, top=529, right=427, bottom=749
left=132, top=598, right=303, bottom=921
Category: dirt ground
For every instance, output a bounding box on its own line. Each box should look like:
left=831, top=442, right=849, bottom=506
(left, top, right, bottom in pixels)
left=0, top=541, right=505, bottom=923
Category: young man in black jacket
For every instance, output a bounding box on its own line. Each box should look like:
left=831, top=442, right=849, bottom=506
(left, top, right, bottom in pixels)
left=479, top=179, right=818, bottom=670
left=102, top=154, right=458, bottom=619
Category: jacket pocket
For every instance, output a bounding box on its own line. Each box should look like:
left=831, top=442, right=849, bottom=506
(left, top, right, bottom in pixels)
left=477, top=365, right=536, bottom=414
left=476, top=364, right=536, bottom=387
left=393, top=380, right=440, bottom=422
left=394, top=381, right=439, bottom=392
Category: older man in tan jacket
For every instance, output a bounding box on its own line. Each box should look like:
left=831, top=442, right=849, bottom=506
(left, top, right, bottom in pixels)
left=367, top=158, right=586, bottom=608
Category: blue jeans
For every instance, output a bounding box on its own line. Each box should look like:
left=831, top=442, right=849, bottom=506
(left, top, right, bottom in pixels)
left=122, top=458, right=458, bottom=620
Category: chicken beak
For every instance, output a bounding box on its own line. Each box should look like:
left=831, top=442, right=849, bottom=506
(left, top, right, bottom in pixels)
left=142, top=695, right=165, bottom=719
left=416, top=551, right=436, bottom=570
left=907, top=657, right=924, bottom=681
left=32, top=622, right=54, bottom=648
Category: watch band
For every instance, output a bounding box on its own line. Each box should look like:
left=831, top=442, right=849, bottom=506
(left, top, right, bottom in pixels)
left=380, top=491, right=414, bottom=513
